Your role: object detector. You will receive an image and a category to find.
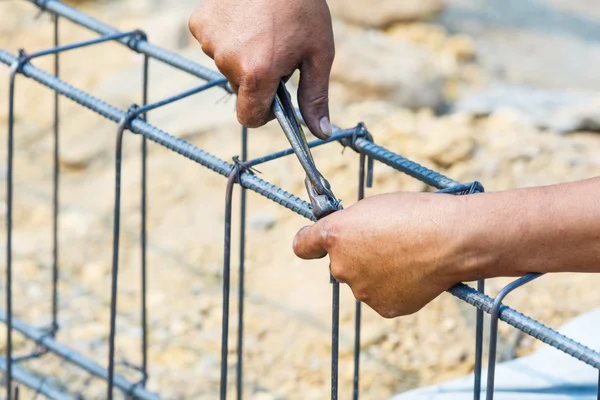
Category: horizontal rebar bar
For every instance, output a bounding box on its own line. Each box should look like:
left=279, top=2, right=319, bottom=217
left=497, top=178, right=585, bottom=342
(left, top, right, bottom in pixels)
left=25, top=0, right=230, bottom=90
left=133, top=77, right=228, bottom=116
left=0, top=48, right=315, bottom=221
left=19, top=30, right=143, bottom=63
left=3, top=43, right=600, bottom=380
left=350, top=137, right=458, bottom=190
left=449, top=283, right=600, bottom=369
left=22, top=0, right=452, bottom=194
left=0, top=311, right=162, bottom=400
left=0, top=357, right=75, bottom=400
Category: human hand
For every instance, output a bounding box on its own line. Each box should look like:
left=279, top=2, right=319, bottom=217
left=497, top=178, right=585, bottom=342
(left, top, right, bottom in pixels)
left=293, top=193, right=469, bottom=318
left=189, top=0, right=335, bottom=138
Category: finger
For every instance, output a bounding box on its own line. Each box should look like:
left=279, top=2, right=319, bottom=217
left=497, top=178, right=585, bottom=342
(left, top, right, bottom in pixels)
left=236, top=66, right=280, bottom=128
left=188, top=10, right=217, bottom=60
left=298, top=50, right=335, bottom=140
left=293, top=225, right=328, bottom=260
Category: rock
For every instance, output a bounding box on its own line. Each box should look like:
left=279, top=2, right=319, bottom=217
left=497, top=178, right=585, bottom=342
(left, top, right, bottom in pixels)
left=443, top=34, right=476, bottom=62
left=250, top=392, right=278, bottom=400
left=453, top=84, right=600, bottom=133
left=59, top=120, right=110, bottom=171
left=249, top=212, right=276, bottom=231
left=360, top=324, right=387, bottom=349
left=328, top=0, right=444, bottom=28
left=332, top=23, right=445, bottom=110
left=136, top=9, right=194, bottom=50
left=439, top=0, right=600, bottom=91
left=92, top=47, right=236, bottom=140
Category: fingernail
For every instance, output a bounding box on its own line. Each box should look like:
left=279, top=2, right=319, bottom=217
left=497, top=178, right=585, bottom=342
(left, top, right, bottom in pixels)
left=319, top=116, right=332, bottom=138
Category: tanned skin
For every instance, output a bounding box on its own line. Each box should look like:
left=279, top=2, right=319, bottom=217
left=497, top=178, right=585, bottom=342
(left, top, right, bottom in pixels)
left=190, top=1, right=600, bottom=319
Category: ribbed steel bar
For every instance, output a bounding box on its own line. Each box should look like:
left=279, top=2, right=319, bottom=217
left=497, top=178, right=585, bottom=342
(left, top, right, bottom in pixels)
left=140, top=53, right=149, bottom=387
left=0, top=357, right=75, bottom=400
left=19, top=30, right=144, bottom=62
left=244, top=130, right=358, bottom=169
left=6, top=55, right=18, bottom=400
left=448, top=284, right=600, bottom=369
left=473, top=279, right=485, bottom=400
left=236, top=126, right=248, bottom=400
left=352, top=154, right=367, bottom=400
left=107, top=115, right=128, bottom=400
left=486, top=273, right=543, bottom=400
left=51, top=12, right=60, bottom=337
left=0, top=311, right=161, bottom=400
left=3, top=45, right=600, bottom=385
left=350, top=137, right=458, bottom=189
left=221, top=170, right=238, bottom=400
left=134, top=77, right=228, bottom=116
left=0, top=49, right=315, bottom=221
left=25, top=0, right=230, bottom=90
left=331, top=275, right=340, bottom=400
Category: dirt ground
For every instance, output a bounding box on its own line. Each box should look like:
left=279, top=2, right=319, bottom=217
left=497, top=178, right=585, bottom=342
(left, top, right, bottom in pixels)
left=1, top=0, right=600, bottom=399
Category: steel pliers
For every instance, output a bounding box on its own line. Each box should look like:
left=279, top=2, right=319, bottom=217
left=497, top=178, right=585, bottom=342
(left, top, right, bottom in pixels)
left=272, top=81, right=342, bottom=220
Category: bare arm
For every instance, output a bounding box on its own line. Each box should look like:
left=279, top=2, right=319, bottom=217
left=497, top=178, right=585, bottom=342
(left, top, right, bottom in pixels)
left=293, top=177, right=600, bottom=318
left=456, top=177, right=600, bottom=278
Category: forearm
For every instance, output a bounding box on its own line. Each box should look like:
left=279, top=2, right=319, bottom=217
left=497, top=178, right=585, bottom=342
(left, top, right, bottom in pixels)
left=453, top=177, right=600, bottom=281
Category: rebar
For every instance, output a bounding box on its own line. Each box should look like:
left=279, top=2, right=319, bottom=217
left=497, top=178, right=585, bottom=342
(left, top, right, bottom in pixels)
left=3, top=2, right=600, bottom=398
left=0, top=357, right=75, bottom=400
left=486, top=273, right=543, bottom=400
left=353, top=154, right=367, bottom=400
left=0, top=311, right=161, bottom=400
left=237, top=126, right=248, bottom=400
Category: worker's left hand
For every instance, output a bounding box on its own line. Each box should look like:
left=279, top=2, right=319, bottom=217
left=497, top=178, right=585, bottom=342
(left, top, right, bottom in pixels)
left=293, top=192, right=469, bottom=318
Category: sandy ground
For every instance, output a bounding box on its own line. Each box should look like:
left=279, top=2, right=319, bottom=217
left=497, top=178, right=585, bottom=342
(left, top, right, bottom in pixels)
left=1, top=0, right=600, bottom=399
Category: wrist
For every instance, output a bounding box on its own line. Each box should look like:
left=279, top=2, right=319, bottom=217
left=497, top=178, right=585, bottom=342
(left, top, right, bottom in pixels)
left=444, top=193, right=510, bottom=284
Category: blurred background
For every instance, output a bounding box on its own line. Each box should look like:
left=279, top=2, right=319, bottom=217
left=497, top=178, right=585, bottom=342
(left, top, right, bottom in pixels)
left=1, top=0, right=600, bottom=398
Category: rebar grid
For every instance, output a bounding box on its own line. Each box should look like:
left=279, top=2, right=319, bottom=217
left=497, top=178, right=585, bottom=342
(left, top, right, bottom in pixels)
left=2, top=1, right=600, bottom=399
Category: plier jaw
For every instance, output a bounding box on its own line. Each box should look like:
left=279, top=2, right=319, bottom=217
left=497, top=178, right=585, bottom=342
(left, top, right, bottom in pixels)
left=273, top=81, right=341, bottom=220
left=304, top=177, right=340, bottom=220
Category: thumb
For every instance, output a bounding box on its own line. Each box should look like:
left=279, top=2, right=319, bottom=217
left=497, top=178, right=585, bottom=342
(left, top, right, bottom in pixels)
left=293, top=225, right=328, bottom=260
left=298, top=52, right=334, bottom=140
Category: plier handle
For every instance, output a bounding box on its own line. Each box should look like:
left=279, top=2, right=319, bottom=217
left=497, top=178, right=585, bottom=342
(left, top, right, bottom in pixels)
left=273, top=81, right=341, bottom=220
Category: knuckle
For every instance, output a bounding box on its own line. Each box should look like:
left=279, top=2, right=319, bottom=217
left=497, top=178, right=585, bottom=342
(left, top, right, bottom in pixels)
left=200, top=40, right=215, bottom=57
left=318, top=219, right=338, bottom=250
left=213, top=52, right=227, bottom=69
left=378, top=309, right=398, bottom=319
left=239, top=61, right=273, bottom=90
left=188, top=9, right=204, bottom=38
left=353, top=289, right=369, bottom=304
left=330, top=262, right=348, bottom=283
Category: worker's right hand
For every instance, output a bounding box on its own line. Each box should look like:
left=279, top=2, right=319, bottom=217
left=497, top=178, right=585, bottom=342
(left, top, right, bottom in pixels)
left=189, top=0, right=335, bottom=139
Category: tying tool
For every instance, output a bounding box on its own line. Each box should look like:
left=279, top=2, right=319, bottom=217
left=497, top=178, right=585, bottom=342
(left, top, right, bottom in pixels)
left=272, top=81, right=342, bottom=220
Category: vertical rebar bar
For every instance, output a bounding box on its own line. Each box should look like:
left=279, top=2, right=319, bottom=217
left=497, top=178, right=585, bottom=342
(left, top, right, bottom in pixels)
left=352, top=154, right=366, bottom=400
left=331, top=274, right=340, bottom=400
left=236, top=126, right=248, bottom=400
left=108, top=117, right=130, bottom=400
left=51, top=14, right=60, bottom=336
left=486, top=273, right=542, bottom=400
left=222, top=170, right=237, bottom=400
left=6, top=59, right=20, bottom=400
left=140, top=54, right=149, bottom=386
left=473, top=279, right=485, bottom=400
left=596, top=369, right=600, bottom=400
